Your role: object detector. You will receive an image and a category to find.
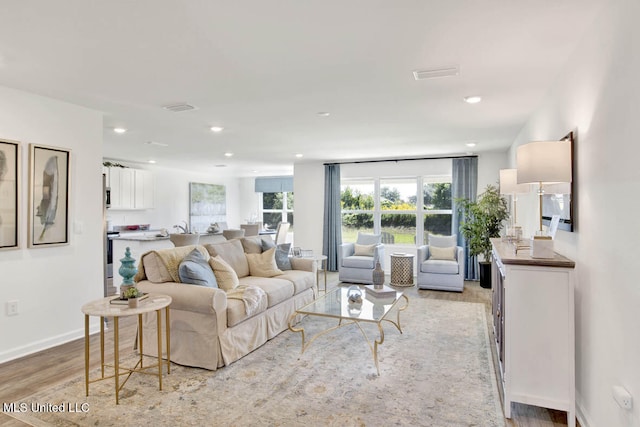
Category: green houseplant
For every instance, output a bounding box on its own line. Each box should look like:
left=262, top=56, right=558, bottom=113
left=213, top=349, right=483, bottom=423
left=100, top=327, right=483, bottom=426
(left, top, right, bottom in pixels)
left=123, top=286, right=141, bottom=308
left=456, top=184, right=509, bottom=288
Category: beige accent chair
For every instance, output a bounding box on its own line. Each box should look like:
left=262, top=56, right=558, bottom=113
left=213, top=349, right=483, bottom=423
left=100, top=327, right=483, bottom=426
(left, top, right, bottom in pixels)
left=240, top=224, right=260, bottom=236
left=275, top=222, right=290, bottom=245
left=223, top=229, right=245, bottom=240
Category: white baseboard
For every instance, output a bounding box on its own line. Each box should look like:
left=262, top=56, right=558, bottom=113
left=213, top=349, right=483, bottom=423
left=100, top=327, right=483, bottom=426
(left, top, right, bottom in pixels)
left=576, top=393, right=592, bottom=427
left=0, top=324, right=101, bottom=365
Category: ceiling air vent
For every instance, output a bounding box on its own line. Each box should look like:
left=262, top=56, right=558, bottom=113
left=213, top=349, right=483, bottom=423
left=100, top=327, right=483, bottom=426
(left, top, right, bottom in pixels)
left=162, top=103, right=198, bottom=113
left=413, top=66, right=459, bottom=80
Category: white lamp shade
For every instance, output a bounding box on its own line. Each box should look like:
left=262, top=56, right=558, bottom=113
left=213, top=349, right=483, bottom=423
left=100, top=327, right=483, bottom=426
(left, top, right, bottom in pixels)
left=516, top=140, right=572, bottom=184
left=499, top=169, right=531, bottom=194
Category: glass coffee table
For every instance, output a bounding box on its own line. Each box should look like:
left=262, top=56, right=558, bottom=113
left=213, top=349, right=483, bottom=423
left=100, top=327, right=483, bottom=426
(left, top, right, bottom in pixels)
left=288, top=286, right=409, bottom=375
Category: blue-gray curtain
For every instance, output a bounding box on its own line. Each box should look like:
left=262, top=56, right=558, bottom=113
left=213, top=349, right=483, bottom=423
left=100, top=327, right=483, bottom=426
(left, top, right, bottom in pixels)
left=452, top=157, right=478, bottom=280
left=323, top=164, right=342, bottom=271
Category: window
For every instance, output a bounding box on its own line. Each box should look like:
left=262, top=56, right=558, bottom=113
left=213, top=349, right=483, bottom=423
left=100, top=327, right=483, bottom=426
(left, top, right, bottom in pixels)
left=340, top=179, right=374, bottom=241
left=261, top=192, right=294, bottom=230
left=341, top=176, right=452, bottom=244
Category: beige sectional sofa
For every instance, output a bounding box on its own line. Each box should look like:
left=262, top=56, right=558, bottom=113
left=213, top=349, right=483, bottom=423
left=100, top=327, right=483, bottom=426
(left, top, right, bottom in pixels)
left=134, top=236, right=317, bottom=370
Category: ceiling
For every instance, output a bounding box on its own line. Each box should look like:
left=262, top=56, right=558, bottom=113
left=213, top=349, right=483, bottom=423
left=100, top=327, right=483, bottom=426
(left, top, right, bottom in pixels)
left=0, top=1, right=605, bottom=177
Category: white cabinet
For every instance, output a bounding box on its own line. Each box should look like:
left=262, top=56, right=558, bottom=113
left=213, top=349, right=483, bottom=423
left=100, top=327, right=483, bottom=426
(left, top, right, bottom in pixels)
left=105, top=167, right=154, bottom=210
left=491, top=239, right=576, bottom=427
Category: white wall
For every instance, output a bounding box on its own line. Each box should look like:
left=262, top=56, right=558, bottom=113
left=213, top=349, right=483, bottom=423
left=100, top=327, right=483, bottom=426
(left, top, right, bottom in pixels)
left=294, top=153, right=507, bottom=268
left=508, top=1, right=639, bottom=425
left=0, top=86, right=104, bottom=363
left=106, top=164, right=241, bottom=232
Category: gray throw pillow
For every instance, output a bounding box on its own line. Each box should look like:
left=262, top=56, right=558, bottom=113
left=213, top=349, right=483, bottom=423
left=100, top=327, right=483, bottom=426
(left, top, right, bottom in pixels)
left=274, top=243, right=292, bottom=271
left=178, top=249, right=218, bottom=287
left=261, top=237, right=276, bottom=251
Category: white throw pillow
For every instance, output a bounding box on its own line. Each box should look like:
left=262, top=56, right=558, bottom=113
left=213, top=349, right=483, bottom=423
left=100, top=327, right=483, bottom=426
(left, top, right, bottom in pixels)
left=429, top=246, right=456, bottom=261
left=354, top=243, right=376, bottom=257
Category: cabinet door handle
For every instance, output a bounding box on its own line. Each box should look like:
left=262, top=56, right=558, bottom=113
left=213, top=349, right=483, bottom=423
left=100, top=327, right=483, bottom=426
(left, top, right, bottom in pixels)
left=496, top=309, right=500, bottom=318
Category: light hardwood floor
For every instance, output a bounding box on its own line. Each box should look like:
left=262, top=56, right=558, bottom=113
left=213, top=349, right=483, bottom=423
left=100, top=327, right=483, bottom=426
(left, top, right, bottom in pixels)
left=0, top=273, right=577, bottom=426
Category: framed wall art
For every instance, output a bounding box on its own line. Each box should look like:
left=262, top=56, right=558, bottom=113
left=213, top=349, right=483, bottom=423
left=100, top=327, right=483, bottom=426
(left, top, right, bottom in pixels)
left=28, top=144, right=70, bottom=247
left=0, top=139, right=20, bottom=250
left=189, top=182, right=226, bottom=233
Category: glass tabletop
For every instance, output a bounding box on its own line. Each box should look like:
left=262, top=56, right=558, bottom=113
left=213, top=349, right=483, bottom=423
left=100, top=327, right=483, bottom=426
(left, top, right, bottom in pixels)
left=297, top=286, right=403, bottom=322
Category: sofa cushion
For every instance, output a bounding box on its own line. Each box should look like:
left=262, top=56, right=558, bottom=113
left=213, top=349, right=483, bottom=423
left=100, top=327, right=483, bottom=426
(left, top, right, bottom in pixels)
left=356, top=232, right=382, bottom=245
left=226, top=287, right=269, bottom=327
left=208, top=256, right=240, bottom=290
left=246, top=248, right=283, bottom=277
left=354, top=243, right=375, bottom=256
left=140, top=252, right=173, bottom=283
left=342, top=255, right=376, bottom=269
left=275, top=270, right=316, bottom=295
left=275, top=243, right=292, bottom=270
left=241, top=236, right=264, bottom=254
left=238, top=276, right=294, bottom=308
left=421, top=259, right=459, bottom=274
left=205, top=239, right=250, bottom=278
left=178, top=249, right=218, bottom=287
left=428, top=246, right=456, bottom=261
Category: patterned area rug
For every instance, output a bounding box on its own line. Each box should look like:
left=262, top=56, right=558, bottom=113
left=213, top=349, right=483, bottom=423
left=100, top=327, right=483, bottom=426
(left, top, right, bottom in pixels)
left=5, top=297, right=504, bottom=427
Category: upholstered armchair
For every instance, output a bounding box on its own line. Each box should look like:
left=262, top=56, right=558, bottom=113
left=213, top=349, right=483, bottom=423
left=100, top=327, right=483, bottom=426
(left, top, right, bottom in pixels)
left=338, top=232, right=385, bottom=285
left=417, top=234, right=464, bottom=292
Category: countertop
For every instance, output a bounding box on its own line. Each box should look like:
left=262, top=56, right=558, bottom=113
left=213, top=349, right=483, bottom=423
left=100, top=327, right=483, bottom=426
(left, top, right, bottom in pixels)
left=111, top=232, right=223, bottom=242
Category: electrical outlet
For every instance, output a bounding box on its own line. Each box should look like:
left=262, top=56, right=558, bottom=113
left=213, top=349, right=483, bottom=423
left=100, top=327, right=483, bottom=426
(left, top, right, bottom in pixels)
left=6, top=300, right=19, bottom=316
left=613, top=385, right=633, bottom=409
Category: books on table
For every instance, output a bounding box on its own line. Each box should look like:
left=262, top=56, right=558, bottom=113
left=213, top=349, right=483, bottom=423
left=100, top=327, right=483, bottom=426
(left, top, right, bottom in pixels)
left=110, top=293, right=149, bottom=305
left=364, top=284, right=396, bottom=299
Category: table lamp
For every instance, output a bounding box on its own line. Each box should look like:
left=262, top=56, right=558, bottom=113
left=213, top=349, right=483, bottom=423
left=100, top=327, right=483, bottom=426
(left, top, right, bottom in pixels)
left=516, top=140, right=572, bottom=257
left=499, top=168, right=531, bottom=241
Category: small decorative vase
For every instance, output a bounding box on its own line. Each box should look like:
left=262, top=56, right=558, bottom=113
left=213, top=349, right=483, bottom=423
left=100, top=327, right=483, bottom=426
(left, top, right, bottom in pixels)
left=128, top=297, right=139, bottom=309
left=119, top=247, right=138, bottom=285
left=372, top=262, right=385, bottom=288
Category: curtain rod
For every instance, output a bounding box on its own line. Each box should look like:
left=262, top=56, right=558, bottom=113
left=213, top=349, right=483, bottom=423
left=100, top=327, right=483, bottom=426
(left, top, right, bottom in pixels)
left=323, top=154, right=477, bottom=166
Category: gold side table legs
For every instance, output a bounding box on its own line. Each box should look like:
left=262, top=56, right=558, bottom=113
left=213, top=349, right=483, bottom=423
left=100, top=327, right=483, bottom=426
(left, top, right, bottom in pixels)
left=83, top=303, right=171, bottom=404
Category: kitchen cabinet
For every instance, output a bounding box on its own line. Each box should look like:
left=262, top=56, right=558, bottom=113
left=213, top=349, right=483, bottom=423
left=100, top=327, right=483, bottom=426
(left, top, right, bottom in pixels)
left=104, top=167, right=154, bottom=210
left=491, top=239, right=576, bottom=427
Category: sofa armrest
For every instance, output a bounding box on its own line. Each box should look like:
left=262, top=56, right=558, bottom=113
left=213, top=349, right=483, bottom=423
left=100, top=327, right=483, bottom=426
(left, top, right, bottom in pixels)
left=136, top=280, right=227, bottom=316
left=339, top=243, right=355, bottom=262
left=417, top=245, right=429, bottom=263
left=290, top=257, right=317, bottom=274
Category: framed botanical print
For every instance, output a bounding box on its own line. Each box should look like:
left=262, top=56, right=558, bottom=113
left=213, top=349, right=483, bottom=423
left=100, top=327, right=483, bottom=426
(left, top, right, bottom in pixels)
left=0, top=139, right=20, bottom=250
left=28, top=144, right=70, bottom=247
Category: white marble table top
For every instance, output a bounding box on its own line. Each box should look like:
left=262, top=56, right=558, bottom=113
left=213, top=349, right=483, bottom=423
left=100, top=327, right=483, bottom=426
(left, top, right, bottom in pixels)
left=81, top=294, right=172, bottom=317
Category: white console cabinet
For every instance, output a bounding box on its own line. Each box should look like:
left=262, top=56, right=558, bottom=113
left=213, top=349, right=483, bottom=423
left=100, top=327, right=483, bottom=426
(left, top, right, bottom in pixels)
left=491, top=239, right=576, bottom=427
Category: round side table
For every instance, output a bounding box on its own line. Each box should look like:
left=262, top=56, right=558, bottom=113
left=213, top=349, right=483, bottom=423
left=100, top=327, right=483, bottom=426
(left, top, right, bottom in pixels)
left=390, top=253, right=415, bottom=287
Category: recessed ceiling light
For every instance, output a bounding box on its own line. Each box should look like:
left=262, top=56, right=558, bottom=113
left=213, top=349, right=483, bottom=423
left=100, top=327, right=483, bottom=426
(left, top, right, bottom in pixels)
left=464, top=96, right=482, bottom=104
left=317, top=112, right=330, bottom=117
left=215, top=164, right=227, bottom=168
left=295, top=153, right=303, bottom=158
left=466, top=142, right=477, bottom=147
left=113, top=127, right=127, bottom=134
left=210, top=126, right=224, bottom=132
left=148, top=160, right=156, bottom=164
left=224, top=152, right=233, bottom=157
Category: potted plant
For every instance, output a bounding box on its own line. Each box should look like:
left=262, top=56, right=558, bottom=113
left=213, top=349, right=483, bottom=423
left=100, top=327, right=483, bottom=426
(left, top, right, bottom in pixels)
left=456, top=184, right=509, bottom=288
left=123, top=286, right=142, bottom=308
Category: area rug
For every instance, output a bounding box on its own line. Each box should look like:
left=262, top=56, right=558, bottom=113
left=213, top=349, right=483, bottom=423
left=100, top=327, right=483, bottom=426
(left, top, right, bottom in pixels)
left=5, top=297, right=505, bottom=427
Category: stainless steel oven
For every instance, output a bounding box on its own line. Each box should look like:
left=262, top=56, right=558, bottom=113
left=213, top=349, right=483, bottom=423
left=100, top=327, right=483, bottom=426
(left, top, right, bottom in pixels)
left=106, top=231, right=119, bottom=278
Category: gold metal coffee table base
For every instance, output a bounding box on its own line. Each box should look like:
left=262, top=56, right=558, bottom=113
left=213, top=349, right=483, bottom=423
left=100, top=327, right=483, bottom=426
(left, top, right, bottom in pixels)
left=288, top=288, right=409, bottom=375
